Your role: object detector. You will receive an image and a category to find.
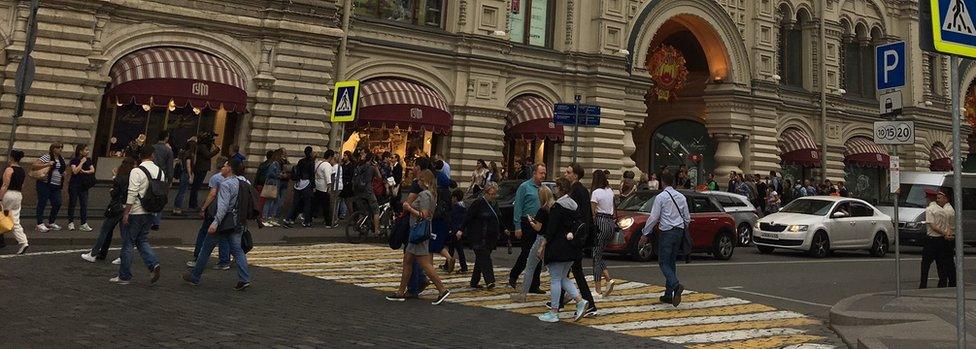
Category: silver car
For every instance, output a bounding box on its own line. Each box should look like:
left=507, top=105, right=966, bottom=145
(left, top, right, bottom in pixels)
left=705, top=191, right=760, bottom=246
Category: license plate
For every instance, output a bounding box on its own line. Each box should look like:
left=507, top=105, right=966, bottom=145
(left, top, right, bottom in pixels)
left=761, top=233, right=779, bottom=239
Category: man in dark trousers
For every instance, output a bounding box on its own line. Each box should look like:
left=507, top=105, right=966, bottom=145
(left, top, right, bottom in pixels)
left=557, top=163, right=597, bottom=317
left=640, top=172, right=691, bottom=307
left=508, top=163, right=546, bottom=293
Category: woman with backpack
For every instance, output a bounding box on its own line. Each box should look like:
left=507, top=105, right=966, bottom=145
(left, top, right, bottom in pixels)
left=32, top=142, right=66, bottom=233
left=81, top=157, right=135, bottom=263
left=0, top=150, right=29, bottom=254
left=590, top=170, right=617, bottom=297
left=386, top=170, right=451, bottom=305
left=67, top=144, right=96, bottom=232
left=537, top=178, right=590, bottom=323
left=456, top=181, right=501, bottom=289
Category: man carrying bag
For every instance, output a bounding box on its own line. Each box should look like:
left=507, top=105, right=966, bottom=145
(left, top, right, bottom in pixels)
left=640, top=172, right=691, bottom=307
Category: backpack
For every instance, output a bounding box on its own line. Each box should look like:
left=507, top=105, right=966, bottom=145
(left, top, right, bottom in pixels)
left=236, top=178, right=261, bottom=223
left=137, top=166, right=168, bottom=213
left=352, top=163, right=371, bottom=192
left=569, top=211, right=588, bottom=249
left=254, top=160, right=271, bottom=186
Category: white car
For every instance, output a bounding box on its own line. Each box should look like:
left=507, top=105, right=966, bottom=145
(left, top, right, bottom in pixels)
left=753, top=196, right=893, bottom=258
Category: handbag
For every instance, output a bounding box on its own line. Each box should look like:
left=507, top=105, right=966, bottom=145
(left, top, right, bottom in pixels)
left=241, top=226, right=253, bottom=253
left=260, top=183, right=278, bottom=199
left=409, top=218, right=431, bottom=244
left=0, top=205, right=13, bottom=234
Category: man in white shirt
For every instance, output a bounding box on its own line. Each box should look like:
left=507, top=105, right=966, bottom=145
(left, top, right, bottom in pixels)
left=114, top=146, right=163, bottom=285
left=314, top=149, right=335, bottom=228
left=640, top=173, right=691, bottom=307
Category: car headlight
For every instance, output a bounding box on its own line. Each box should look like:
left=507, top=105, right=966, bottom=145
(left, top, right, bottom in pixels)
left=787, top=224, right=808, bottom=232
left=617, top=217, right=634, bottom=230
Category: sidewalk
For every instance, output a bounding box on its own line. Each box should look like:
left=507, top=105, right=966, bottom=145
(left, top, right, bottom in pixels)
left=830, top=288, right=976, bottom=348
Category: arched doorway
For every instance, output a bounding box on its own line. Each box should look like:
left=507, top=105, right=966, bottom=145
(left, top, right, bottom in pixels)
left=649, top=120, right=714, bottom=185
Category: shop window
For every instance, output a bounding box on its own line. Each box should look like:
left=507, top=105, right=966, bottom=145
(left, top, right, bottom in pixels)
left=342, top=127, right=442, bottom=164
left=354, top=0, right=445, bottom=28
left=504, top=138, right=555, bottom=180
left=508, top=0, right=555, bottom=47
left=649, top=120, right=715, bottom=186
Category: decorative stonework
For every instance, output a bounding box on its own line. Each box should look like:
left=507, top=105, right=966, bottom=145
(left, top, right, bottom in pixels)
left=565, top=0, right=574, bottom=46
left=459, top=0, right=468, bottom=26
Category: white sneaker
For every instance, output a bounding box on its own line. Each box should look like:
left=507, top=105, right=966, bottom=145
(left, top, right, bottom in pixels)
left=47, top=223, right=62, bottom=231
left=16, top=244, right=28, bottom=255
left=109, top=277, right=130, bottom=285
left=186, top=261, right=197, bottom=268
left=81, top=253, right=97, bottom=263
left=36, top=224, right=49, bottom=233
left=79, top=223, right=93, bottom=232
left=112, top=258, right=121, bottom=265
left=68, top=222, right=76, bottom=231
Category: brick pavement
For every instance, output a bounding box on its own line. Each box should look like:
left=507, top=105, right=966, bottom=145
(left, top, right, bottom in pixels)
left=0, top=247, right=676, bottom=348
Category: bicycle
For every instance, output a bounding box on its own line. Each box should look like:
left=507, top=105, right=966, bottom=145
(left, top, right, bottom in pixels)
left=345, top=195, right=393, bottom=244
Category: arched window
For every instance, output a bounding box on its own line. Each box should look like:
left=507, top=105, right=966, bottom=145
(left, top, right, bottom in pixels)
left=843, top=23, right=880, bottom=99
left=778, top=5, right=806, bottom=88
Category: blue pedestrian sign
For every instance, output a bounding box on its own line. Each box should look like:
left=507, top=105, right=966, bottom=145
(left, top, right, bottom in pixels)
left=554, top=103, right=601, bottom=126
left=876, top=41, right=906, bottom=90
left=931, top=0, right=976, bottom=58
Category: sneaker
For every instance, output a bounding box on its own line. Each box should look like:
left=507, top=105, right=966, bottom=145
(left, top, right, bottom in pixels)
left=213, top=264, right=231, bottom=271
left=386, top=293, right=407, bottom=302
left=47, top=223, right=62, bottom=231
left=79, top=223, right=93, bottom=232
left=80, top=253, right=97, bottom=263
left=604, top=279, right=616, bottom=297
left=68, top=222, right=76, bottom=231
left=659, top=295, right=673, bottom=304
left=583, top=305, right=597, bottom=318
left=182, top=272, right=199, bottom=286
left=35, top=224, right=49, bottom=233
left=16, top=244, right=29, bottom=255
left=574, top=300, right=590, bottom=322
left=431, top=290, right=451, bottom=305
left=486, top=282, right=495, bottom=291
left=234, top=282, right=251, bottom=291
left=109, top=276, right=130, bottom=285
left=186, top=260, right=197, bottom=268
left=150, top=265, right=161, bottom=284
left=266, top=220, right=280, bottom=227
left=537, top=311, right=559, bottom=323
left=672, top=284, right=684, bottom=307
left=112, top=258, right=121, bottom=265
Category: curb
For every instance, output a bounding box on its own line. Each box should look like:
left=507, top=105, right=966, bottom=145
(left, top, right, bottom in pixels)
left=829, top=292, right=934, bottom=326
left=829, top=291, right=972, bottom=349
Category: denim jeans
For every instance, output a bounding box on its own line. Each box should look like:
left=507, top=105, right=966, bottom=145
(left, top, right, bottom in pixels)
left=35, top=182, right=62, bottom=225
left=193, top=215, right=229, bottom=265
left=658, top=228, right=684, bottom=298
left=174, top=170, right=191, bottom=209
left=67, top=185, right=89, bottom=224
left=118, top=214, right=159, bottom=281
left=547, top=261, right=578, bottom=309
left=190, top=229, right=250, bottom=284
left=521, top=235, right=544, bottom=295
left=509, top=221, right=541, bottom=290
left=407, top=260, right=427, bottom=294
left=91, top=214, right=123, bottom=259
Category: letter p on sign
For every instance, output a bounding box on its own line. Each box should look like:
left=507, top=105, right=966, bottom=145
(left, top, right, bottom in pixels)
left=876, top=41, right=906, bottom=90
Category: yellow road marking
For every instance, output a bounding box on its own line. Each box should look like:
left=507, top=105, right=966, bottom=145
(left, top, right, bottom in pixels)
left=624, top=318, right=821, bottom=337
left=576, top=304, right=777, bottom=325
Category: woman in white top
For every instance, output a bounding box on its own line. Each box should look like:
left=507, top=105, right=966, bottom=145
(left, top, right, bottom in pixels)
left=647, top=173, right=660, bottom=191
left=589, top=169, right=617, bottom=297
left=468, top=159, right=488, bottom=195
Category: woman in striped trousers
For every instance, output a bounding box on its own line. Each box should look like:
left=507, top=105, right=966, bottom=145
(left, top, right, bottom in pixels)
left=590, top=170, right=617, bottom=297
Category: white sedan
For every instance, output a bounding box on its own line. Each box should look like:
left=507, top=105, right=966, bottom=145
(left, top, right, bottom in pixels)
left=753, top=196, right=894, bottom=258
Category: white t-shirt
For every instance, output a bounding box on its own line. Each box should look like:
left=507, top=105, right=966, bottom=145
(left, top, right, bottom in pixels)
left=314, top=160, right=332, bottom=192
left=591, top=187, right=615, bottom=215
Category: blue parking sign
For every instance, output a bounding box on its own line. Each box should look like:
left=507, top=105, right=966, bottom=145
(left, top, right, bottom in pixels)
left=931, top=0, right=976, bottom=58
left=876, top=41, right=905, bottom=90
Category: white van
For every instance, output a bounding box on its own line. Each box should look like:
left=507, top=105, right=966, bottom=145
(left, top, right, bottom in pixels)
left=875, top=171, right=976, bottom=246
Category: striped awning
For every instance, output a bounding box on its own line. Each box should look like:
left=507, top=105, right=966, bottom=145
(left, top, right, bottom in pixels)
left=106, top=47, right=248, bottom=112
left=930, top=144, right=953, bottom=171
left=505, top=95, right=563, bottom=141
left=779, top=128, right=821, bottom=167
left=356, top=79, right=452, bottom=134
left=844, top=137, right=890, bottom=168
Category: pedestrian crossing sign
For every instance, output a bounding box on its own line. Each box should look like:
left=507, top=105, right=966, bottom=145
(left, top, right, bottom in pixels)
left=330, top=80, right=359, bottom=123
left=931, top=0, right=976, bottom=58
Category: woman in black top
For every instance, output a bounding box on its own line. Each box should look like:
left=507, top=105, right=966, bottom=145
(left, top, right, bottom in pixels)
left=457, top=182, right=502, bottom=289
left=0, top=150, right=28, bottom=254
left=67, top=144, right=96, bottom=232
left=537, top=178, right=589, bottom=323
left=81, top=157, right=136, bottom=263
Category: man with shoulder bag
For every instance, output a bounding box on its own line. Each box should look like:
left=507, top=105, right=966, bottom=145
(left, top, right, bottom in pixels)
left=640, top=172, right=692, bottom=307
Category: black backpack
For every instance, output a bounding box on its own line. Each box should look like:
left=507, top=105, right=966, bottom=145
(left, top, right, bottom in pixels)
left=352, top=164, right=371, bottom=192
left=254, top=160, right=271, bottom=185
left=236, top=178, right=261, bottom=222
left=137, top=166, right=168, bottom=213
left=434, top=185, right=453, bottom=221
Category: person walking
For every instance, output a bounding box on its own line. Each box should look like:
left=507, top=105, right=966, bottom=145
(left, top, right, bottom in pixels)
left=386, top=169, right=451, bottom=304
left=920, top=190, right=955, bottom=288
left=188, top=133, right=220, bottom=210
left=510, top=185, right=554, bottom=302
left=537, top=177, right=590, bottom=323
left=67, top=144, right=96, bottom=232
left=350, top=152, right=382, bottom=232
left=1, top=150, right=29, bottom=254
left=32, top=143, right=66, bottom=233
left=640, top=172, right=690, bottom=306
left=447, top=189, right=468, bottom=273
left=431, top=160, right=454, bottom=271
left=183, top=159, right=252, bottom=290
left=186, top=159, right=233, bottom=269
left=400, top=157, right=431, bottom=298
left=313, top=149, right=334, bottom=227
left=151, top=131, right=174, bottom=230
left=456, top=181, right=501, bottom=289
left=113, top=146, right=162, bottom=285
left=81, top=157, right=135, bottom=263
left=508, top=164, right=546, bottom=293
left=590, top=170, right=617, bottom=297
left=285, top=146, right=316, bottom=228
left=560, top=163, right=597, bottom=316
left=172, top=137, right=196, bottom=216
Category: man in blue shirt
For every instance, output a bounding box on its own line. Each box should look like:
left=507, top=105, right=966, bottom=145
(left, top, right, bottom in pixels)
left=640, top=172, right=691, bottom=307
left=508, top=164, right=545, bottom=292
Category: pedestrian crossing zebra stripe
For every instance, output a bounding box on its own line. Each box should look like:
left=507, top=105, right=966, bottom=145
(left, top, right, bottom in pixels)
left=245, top=244, right=835, bottom=349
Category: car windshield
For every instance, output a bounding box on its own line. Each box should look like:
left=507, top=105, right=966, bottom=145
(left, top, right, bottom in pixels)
left=617, top=191, right=659, bottom=213
left=877, top=184, right=936, bottom=208
left=779, top=199, right=834, bottom=216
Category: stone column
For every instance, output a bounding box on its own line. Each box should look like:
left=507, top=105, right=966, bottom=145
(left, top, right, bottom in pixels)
left=621, top=121, right=638, bottom=174
left=713, top=133, right=745, bottom=179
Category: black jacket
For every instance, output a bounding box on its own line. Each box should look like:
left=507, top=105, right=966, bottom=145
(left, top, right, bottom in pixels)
left=105, top=173, right=130, bottom=217
left=461, top=197, right=501, bottom=250
left=570, top=181, right=594, bottom=247
left=543, top=197, right=582, bottom=264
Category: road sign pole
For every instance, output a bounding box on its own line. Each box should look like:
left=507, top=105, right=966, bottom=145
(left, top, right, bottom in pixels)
left=892, top=144, right=900, bottom=298
left=573, top=95, right=580, bottom=163
left=950, top=54, right=966, bottom=349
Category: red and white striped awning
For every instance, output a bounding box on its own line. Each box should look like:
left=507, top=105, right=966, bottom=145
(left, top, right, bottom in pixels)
left=106, top=47, right=248, bottom=112
left=779, top=128, right=821, bottom=167
left=506, top=95, right=563, bottom=141
left=844, top=137, right=890, bottom=168
left=930, top=144, right=953, bottom=171
left=356, top=79, right=452, bottom=134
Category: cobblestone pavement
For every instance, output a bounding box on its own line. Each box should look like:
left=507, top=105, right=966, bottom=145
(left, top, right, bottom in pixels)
left=0, top=246, right=674, bottom=348
left=247, top=244, right=839, bottom=349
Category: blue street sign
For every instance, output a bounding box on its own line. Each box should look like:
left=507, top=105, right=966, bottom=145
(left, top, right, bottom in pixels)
left=931, top=0, right=976, bottom=58
left=876, top=41, right=906, bottom=90
left=553, top=103, right=601, bottom=126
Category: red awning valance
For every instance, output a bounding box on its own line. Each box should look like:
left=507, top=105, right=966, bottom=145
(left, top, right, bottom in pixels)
left=779, top=128, right=821, bottom=167
left=106, top=47, right=248, bottom=113
left=506, top=95, right=563, bottom=141
left=930, top=145, right=953, bottom=171
left=844, top=137, right=890, bottom=168
left=356, top=79, right=452, bottom=135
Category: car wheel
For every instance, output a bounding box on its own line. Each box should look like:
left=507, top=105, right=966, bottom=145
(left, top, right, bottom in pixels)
left=737, top=223, right=753, bottom=246
left=756, top=245, right=775, bottom=254
left=870, top=232, right=888, bottom=258
left=808, top=231, right=831, bottom=258
left=629, top=232, right=656, bottom=262
left=713, top=231, right=735, bottom=260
